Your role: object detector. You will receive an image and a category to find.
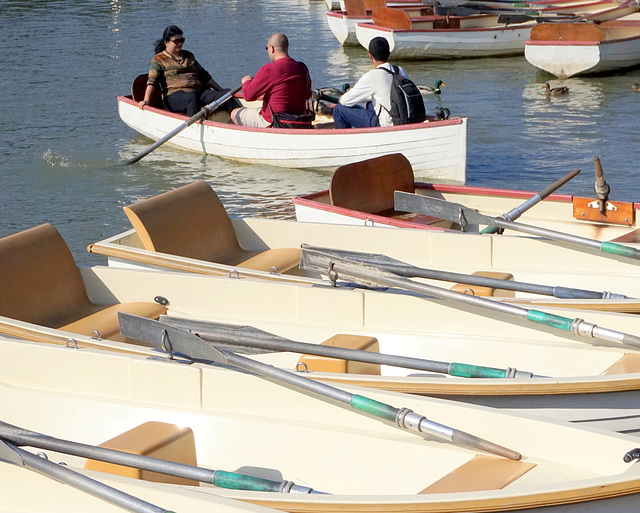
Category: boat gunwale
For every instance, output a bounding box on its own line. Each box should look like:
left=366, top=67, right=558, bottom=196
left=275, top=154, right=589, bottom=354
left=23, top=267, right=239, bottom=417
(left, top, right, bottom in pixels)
left=354, top=21, right=534, bottom=33
left=117, top=95, right=464, bottom=135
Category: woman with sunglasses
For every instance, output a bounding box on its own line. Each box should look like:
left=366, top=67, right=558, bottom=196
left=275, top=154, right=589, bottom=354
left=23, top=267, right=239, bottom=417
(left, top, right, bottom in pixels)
left=138, top=25, right=239, bottom=116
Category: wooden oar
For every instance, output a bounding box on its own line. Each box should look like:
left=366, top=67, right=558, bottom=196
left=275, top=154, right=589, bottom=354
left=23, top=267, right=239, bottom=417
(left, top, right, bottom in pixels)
left=395, top=191, right=640, bottom=261
left=481, top=168, right=580, bottom=234
left=300, top=244, right=629, bottom=300
left=125, top=85, right=242, bottom=165
left=299, top=247, right=640, bottom=349
left=119, top=313, right=522, bottom=461
left=160, top=315, right=543, bottom=378
left=0, top=420, right=323, bottom=494
left=0, top=439, right=171, bottom=513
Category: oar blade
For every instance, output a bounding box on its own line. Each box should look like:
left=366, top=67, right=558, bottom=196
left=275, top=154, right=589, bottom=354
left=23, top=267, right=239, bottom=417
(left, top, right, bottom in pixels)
left=394, top=191, right=494, bottom=230
left=0, top=439, right=24, bottom=466
left=118, top=312, right=228, bottom=364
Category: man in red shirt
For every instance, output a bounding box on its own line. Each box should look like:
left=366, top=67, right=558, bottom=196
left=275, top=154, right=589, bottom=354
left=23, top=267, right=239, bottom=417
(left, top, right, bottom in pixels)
left=231, top=33, right=311, bottom=128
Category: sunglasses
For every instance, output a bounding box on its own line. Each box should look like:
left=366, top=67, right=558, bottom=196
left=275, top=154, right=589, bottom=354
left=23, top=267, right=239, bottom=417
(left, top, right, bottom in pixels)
left=169, top=37, right=185, bottom=44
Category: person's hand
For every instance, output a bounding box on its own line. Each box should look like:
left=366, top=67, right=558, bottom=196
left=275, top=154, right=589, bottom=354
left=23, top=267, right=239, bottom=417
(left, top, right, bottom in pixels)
left=138, top=100, right=149, bottom=109
left=241, top=75, right=252, bottom=84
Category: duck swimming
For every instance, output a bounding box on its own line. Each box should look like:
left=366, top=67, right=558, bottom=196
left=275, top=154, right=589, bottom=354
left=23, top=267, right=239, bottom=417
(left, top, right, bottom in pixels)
left=419, top=80, right=446, bottom=95
left=542, top=83, right=569, bottom=96
left=631, top=83, right=640, bottom=92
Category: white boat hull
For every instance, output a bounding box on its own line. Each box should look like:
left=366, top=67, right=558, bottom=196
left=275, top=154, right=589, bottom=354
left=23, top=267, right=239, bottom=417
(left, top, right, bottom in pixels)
left=525, top=32, right=640, bottom=78
left=3, top=334, right=640, bottom=513
left=118, top=97, right=468, bottom=182
left=356, top=22, right=533, bottom=58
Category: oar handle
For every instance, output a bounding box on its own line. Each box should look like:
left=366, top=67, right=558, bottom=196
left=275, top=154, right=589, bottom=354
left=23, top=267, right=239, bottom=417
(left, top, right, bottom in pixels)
left=125, top=84, right=242, bottom=165
left=482, top=168, right=580, bottom=234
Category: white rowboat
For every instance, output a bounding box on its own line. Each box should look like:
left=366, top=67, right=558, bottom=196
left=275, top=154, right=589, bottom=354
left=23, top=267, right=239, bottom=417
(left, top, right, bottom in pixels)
left=3, top=334, right=640, bottom=512
left=355, top=2, right=639, bottom=58
left=118, top=94, right=468, bottom=182
left=525, top=13, right=640, bottom=77
left=292, top=153, right=640, bottom=242
left=6, top=222, right=640, bottom=432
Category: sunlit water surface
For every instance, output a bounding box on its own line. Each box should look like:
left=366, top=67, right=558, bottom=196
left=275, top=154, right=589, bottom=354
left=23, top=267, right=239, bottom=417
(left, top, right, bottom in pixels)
left=3, top=0, right=640, bottom=264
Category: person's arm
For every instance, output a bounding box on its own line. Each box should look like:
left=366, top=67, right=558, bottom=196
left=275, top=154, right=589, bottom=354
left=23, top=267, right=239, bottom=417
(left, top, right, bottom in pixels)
left=140, top=61, right=162, bottom=109
left=138, top=84, right=156, bottom=109
left=338, top=71, right=375, bottom=107
left=241, top=65, right=271, bottom=102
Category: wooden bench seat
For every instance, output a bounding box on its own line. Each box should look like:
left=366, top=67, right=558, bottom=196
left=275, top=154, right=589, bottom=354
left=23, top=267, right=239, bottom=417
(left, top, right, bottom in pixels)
left=0, top=223, right=167, bottom=342
left=123, top=181, right=300, bottom=274
left=329, top=153, right=415, bottom=216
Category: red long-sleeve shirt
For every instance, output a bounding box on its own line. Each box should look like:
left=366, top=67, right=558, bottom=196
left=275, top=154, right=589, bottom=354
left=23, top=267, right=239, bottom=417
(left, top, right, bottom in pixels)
left=242, top=56, right=311, bottom=123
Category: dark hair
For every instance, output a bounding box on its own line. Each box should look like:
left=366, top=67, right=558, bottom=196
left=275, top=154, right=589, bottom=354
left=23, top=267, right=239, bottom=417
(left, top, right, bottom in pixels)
left=154, top=25, right=183, bottom=54
left=368, top=37, right=390, bottom=62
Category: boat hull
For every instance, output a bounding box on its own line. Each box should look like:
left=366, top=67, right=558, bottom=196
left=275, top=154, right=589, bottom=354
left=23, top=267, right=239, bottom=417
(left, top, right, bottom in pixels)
left=118, top=97, right=468, bottom=182
left=3, top=334, right=640, bottom=512
left=355, top=22, right=533, bottom=59
left=293, top=183, right=640, bottom=241
left=525, top=33, right=640, bottom=78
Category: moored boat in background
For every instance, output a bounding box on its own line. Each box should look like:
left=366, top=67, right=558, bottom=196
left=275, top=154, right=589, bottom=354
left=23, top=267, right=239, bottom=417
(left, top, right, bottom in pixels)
left=525, top=12, right=640, bottom=77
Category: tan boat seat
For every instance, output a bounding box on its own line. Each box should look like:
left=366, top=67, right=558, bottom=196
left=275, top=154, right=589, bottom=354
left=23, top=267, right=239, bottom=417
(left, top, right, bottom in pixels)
left=344, top=0, right=367, bottom=16
left=297, top=334, right=381, bottom=375
left=450, top=271, right=515, bottom=298
left=329, top=153, right=415, bottom=214
left=84, top=421, right=199, bottom=486
left=0, top=224, right=167, bottom=341
left=372, top=7, right=412, bottom=29
left=123, top=181, right=300, bottom=274
left=600, top=353, right=640, bottom=375
left=420, top=454, right=535, bottom=494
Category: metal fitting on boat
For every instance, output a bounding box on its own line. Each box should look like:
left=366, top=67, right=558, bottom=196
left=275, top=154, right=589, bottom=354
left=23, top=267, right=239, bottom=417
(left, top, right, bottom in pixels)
left=623, top=448, right=640, bottom=463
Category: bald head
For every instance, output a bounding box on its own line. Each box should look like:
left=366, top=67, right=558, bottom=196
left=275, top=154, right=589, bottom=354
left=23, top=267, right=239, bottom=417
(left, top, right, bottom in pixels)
left=267, top=33, right=289, bottom=59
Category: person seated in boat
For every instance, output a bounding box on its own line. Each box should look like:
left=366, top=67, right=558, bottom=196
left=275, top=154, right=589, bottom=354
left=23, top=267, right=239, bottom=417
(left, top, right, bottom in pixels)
left=138, top=25, right=240, bottom=116
left=333, top=37, right=410, bottom=129
left=230, top=33, right=312, bottom=128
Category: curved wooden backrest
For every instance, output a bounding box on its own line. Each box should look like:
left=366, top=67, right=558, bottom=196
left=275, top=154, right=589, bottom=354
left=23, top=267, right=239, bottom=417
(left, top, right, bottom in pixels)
left=123, top=181, right=242, bottom=263
left=329, top=154, right=415, bottom=213
left=529, top=22, right=605, bottom=42
left=372, top=7, right=412, bottom=29
left=344, top=0, right=367, bottom=16
left=363, top=0, right=386, bottom=10
left=0, top=223, right=92, bottom=326
left=131, top=74, right=163, bottom=107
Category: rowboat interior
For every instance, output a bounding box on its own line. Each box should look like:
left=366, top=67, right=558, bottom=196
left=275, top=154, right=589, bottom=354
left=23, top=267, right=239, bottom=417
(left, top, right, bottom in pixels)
left=292, top=153, right=640, bottom=242
left=3, top=332, right=640, bottom=512
left=5, top=221, right=640, bottom=432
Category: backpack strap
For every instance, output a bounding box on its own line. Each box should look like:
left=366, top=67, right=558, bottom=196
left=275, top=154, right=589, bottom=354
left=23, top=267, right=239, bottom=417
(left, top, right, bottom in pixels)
left=378, top=64, right=398, bottom=76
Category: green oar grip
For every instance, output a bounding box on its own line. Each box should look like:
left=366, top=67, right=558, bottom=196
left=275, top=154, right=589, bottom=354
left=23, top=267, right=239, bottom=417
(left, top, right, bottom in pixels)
left=351, top=395, right=398, bottom=422
left=527, top=310, right=573, bottom=331
left=449, top=362, right=507, bottom=378
left=213, top=470, right=282, bottom=492
left=480, top=226, right=500, bottom=234
left=600, top=242, right=640, bottom=259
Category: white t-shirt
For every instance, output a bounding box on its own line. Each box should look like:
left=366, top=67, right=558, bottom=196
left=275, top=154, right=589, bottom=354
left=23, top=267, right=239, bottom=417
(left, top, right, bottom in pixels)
left=338, top=62, right=409, bottom=127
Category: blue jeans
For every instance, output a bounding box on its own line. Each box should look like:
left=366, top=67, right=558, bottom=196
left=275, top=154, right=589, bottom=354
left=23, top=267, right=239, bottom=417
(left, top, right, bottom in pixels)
left=333, top=102, right=380, bottom=129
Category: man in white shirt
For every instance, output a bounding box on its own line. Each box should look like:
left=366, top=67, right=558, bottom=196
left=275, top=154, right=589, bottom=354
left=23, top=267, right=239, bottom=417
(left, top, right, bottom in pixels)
left=333, top=37, right=409, bottom=129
